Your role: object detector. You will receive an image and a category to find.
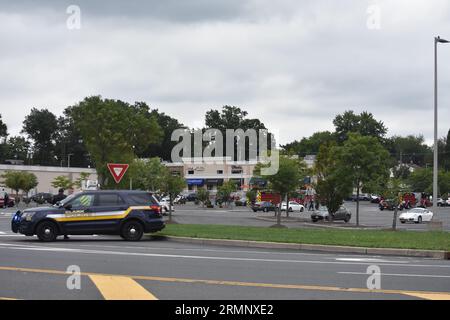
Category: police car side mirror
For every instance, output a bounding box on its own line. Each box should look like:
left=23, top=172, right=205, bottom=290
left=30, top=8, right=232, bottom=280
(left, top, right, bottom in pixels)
left=64, top=204, right=72, bottom=211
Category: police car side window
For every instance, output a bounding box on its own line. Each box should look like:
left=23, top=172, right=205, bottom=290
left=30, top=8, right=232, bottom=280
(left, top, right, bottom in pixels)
left=69, top=194, right=94, bottom=208
left=96, top=194, right=126, bottom=207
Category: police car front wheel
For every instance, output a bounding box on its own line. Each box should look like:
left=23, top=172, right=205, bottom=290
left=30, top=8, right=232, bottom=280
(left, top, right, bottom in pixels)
left=36, top=221, right=58, bottom=242
left=121, top=220, right=144, bottom=241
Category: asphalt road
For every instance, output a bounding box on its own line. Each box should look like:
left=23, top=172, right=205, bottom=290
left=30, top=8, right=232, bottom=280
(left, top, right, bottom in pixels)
left=0, top=214, right=450, bottom=300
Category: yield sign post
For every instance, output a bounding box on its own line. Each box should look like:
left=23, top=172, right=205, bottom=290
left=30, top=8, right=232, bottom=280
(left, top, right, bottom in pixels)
left=107, top=163, right=129, bottom=184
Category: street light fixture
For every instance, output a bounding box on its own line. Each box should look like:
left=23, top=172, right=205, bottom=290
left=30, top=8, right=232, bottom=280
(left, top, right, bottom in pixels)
left=433, top=36, right=449, bottom=216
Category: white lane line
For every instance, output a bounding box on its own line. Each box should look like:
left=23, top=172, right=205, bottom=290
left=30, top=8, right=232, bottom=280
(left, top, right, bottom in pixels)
left=336, top=258, right=410, bottom=263
left=0, top=232, right=6, bottom=235
left=339, top=271, right=450, bottom=279
left=75, top=244, right=422, bottom=262
left=0, top=242, right=449, bottom=268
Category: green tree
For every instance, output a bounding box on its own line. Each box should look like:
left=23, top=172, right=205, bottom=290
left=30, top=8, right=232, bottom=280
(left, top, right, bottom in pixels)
left=128, top=158, right=166, bottom=191
left=216, top=180, right=237, bottom=208
left=196, top=188, right=210, bottom=208
left=392, top=164, right=412, bottom=181
left=1, top=171, right=38, bottom=205
left=407, top=168, right=433, bottom=193
left=4, top=136, right=31, bottom=162
left=55, top=106, right=92, bottom=168
left=377, top=178, right=409, bottom=230
left=315, top=142, right=353, bottom=214
left=386, top=135, right=432, bottom=167
left=255, top=156, right=306, bottom=226
left=335, top=133, right=391, bottom=226
left=160, top=169, right=186, bottom=223
left=22, top=108, right=58, bottom=166
left=51, top=176, right=74, bottom=190
left=74, top=172, right=91, bottom=189
left=246, top=189, right=257, bottom=204
left=205, top=106, right=269, bottom=160
left=71, top=96, right=163, bottom=188
left=333, top=111, right=387, bottom=143
left=0, top=114, right=7, bottom=139
left=20, top=172, right=38, bottom=205
left=281, top=131, right=336, bottom=157
left=142, top=108, right=186, bottom=161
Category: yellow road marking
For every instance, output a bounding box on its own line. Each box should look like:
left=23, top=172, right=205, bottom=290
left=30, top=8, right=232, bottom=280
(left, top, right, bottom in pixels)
left=0, top=266, right=449, bottom=300
left=89, top=275, right=157, bottom=300
left=402, top=292, right=450, bottom=300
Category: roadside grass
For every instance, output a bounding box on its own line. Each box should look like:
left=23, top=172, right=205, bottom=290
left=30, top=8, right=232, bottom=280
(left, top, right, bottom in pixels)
left=156, top=224, right=450, bottom=251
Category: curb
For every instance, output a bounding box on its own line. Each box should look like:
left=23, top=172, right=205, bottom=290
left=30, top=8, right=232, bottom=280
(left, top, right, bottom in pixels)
left=160, top=236, right=450, bottom=260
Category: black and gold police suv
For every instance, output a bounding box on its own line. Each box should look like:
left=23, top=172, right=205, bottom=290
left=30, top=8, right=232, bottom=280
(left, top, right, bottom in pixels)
left=11, top=190, right=165, bottom=241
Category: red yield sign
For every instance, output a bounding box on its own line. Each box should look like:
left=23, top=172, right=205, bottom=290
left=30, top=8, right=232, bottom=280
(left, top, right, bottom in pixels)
left=107, top=163, right=129, bottom=184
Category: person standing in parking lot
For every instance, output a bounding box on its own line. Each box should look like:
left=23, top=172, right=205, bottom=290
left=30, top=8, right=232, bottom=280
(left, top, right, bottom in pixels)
left=52, top=188, right=67, bottom=205
left=52, top=189, right=69, bottom=239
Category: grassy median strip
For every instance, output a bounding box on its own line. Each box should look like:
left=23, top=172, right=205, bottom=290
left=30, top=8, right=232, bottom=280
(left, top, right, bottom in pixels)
left=156, top=224, right=450, bottom=251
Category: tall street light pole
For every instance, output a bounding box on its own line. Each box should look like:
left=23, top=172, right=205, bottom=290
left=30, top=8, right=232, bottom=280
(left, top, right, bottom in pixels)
left=67, top=153, right=74, bottom=168
left=433, top=36, right=449, bottom=214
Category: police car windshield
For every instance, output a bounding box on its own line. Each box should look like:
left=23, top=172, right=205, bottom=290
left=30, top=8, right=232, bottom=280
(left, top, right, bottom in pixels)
left=55, top=194, right=76, bottom=207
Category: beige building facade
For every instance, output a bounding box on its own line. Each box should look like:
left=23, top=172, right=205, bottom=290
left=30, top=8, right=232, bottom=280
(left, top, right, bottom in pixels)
left=0, top=164, right=97, bottom=195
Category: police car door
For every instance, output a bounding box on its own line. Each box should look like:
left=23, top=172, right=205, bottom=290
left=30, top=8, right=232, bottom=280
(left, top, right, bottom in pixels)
left=62, top=193, right=96, bottom=234
left=91, top=193, right=129, bottom=232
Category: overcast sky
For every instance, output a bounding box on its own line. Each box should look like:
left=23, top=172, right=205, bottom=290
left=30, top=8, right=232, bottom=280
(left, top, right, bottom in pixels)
left=1, top=0, right=449, bottom=146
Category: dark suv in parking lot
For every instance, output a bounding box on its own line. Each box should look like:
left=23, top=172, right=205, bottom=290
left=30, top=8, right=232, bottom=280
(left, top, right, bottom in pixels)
left=311, top=205, right=352, bottom=223
left=11, top=190, right=165, bottom=241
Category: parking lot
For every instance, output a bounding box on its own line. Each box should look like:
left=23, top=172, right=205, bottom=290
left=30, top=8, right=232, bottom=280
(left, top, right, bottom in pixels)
left=1, top=200, right=449, bottom=232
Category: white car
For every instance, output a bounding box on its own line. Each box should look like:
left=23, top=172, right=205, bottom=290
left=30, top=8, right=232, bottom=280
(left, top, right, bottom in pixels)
left=399, top=208, right=433, bottom=224
left=281, top=201, right=305, bottom=212
left=437, top=198, right=450, bottom=207
left=159, top=198, right=175, bottom=214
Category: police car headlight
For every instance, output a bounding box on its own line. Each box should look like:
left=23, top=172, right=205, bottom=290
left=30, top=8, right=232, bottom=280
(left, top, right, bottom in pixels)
left=24, top=212, right=37, bottom=221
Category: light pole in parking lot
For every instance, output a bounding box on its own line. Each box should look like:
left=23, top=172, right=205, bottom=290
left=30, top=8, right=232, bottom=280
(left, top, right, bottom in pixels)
left=67, top=153, right=74, bottom=168
left=433, top=36, right=449, bottom=217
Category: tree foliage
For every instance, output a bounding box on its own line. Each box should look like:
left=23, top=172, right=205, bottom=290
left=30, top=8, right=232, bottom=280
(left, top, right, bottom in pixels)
left=196, top=188, right=210, bottom=207
left=51, top=175, right=74, bottom=190
left=128, top=158, right=166, bottom=191
left=335, top=133, right=391, bottom=225
left=315, top=142, right=353, bottom=214
left=333, top=110, right=387, bottom=143
left=71, top=96, right=163, bottom=187
left=281, top=131, right=335, bottom=157
left=1, top=171, right=38, bottom=198
left=22, top=108, right=59, bottom=166
left=216, top=180, right=237, bottom=206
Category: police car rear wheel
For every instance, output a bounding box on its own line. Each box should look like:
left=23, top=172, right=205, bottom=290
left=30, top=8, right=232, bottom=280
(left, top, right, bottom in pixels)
left=121, top=221, right=144, bottom=241
left=36, top=221, right=58, bottom=242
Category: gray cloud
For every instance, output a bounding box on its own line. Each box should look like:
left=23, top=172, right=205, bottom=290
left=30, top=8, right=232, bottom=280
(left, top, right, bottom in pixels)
left=0, top=0, right=449, bottom=146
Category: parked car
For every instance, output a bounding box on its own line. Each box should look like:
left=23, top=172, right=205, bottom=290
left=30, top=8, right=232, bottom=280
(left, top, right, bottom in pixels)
left=0, top=197, right=15, bottom=208
left=399, top=208, right=433, bottom=224
left=251, top=201, right=276, bottom=213
left=347, top=193, right=371, bottom=201
left=31, top=193, right=53, bottom=204
left=185, top=193, right=198, bottom=202
left=158, top=198, right=175, bottom=215
left=234, top=198, right=247, bottom=206
left=379, top=199, right=404, bottom=211
left=311, top=205, right=352, bottom=223
left=437, top=198, right=450, bottom=207
left=281, top=201, right=305, bottom=212
left=370, top=194, right=381, bottom=203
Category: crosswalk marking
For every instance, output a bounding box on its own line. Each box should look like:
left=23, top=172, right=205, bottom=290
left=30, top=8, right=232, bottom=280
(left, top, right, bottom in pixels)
left=89, top=275, right=158, bottom=300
